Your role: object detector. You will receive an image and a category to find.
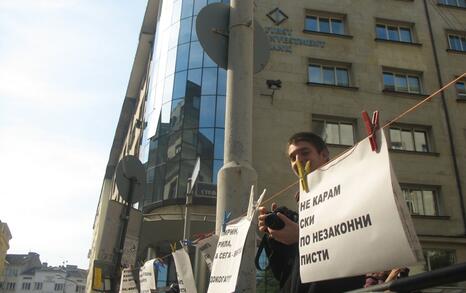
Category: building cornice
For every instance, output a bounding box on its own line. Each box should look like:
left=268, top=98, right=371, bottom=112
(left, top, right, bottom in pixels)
left=105, top=0, right=160, bottom=180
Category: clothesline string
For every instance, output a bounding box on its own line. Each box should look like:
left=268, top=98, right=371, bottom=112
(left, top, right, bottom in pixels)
left=251, top=72, right=466, bottom=214
left=140, top=72, right=466, bottom=266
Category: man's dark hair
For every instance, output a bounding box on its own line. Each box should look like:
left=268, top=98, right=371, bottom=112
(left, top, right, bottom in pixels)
left=287, top=132, right=328, bottom=153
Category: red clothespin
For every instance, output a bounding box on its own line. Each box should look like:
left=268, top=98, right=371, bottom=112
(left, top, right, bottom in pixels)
left=362, top=110, right=380, bottom=152
left=193, top=232, right=214, bottom=242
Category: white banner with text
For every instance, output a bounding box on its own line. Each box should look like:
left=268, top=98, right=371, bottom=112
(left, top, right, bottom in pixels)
left=172, top=248, right=198, bottom=293
left=207, top=217, right=252, bottom=293
left=118, top=269, right=138, bottom=293
left=299, top=130, right=423, bottom=283
left=139, top=259, right=156, bottom=293
left=195, top=234, right=219, bottom=271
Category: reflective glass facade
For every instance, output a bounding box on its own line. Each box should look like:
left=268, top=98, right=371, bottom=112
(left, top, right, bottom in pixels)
left=140, top=0, right=227, bottom=207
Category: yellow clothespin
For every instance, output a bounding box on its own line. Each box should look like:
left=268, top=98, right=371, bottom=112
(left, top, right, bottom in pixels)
left=305, top=161, right=311, bottom=175
left=297, top=160, right=311, bottom=192
left=170, top=242, right=177, bottom=253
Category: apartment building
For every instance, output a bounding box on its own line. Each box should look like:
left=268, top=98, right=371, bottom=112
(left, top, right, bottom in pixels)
left=0, top=253, right=86, bottom=293
left=0, top=222, right=12, bottom=285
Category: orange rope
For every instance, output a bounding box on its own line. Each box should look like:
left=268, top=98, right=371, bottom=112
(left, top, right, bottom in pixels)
left=140, top=72, right=466, bottom=265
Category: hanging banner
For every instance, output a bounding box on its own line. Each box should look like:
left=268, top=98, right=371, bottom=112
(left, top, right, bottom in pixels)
left=119, top=269, right=138, bottom=293
left=172, top=248, right=198, bottom=293
left=139, top=259, right=156, bottom=293
left=299, top=130, right=423, bottom=283
left=206, top=187, right=265, bottom=293
left=195, top=234, right=219, bottom=271
left=207, top=217, right=252, bottom=293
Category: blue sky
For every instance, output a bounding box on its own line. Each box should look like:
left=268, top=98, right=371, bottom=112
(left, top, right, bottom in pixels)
left=0, top=0, right=148, bottom=269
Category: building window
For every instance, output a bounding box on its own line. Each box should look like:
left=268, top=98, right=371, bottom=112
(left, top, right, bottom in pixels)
left=389, top=126, right=430, bottom=152
left=6, top=282, right=16, bottom=290
left=456, top=81, right=466, bottom=100
left=308, top=64, right=350, bottom=87
left=424, top=249, right=456, bottom=271
left=22, top=282, right=31, bottom=290
left=448, top=33, right=466, bottom=52
left=54, top=283, right=64, bottom=291
left=376, top=23, right=413, bottom=43
left=402, top=186, right=440, bottom=216
left=383, top=72, right=422, bottom=94
left=6, top=268, right=18, bottom=277
left=34, top=282, right=43, bottom=290
left=438, top=0, right=466, bottom=8
left=312, top=118, right=355, bottom=146
left=305, top=15, right=345, bottom=35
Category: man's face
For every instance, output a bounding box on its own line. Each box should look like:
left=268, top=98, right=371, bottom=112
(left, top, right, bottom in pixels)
left=288, top=141, right=328, bottom=176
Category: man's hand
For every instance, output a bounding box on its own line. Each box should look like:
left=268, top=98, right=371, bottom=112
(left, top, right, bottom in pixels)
left=268, top=212, right=299, bottom=245
left=258, top=203, right=277, bottom=233
left=258, top=203, right=299, bottom=245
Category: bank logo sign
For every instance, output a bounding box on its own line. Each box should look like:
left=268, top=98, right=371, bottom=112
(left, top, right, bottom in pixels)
left=266, top=8, right=288, bottom=26
left=265, top=8, right=325, bottom=53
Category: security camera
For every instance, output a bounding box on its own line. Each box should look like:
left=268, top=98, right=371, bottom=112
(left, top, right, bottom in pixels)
left=266, top=79, right=282, bottom=90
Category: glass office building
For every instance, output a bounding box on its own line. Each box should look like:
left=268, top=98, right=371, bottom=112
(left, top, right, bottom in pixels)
left=140, top=0, right=227, bottom=209
left=136, top=0, right=279, bottom=290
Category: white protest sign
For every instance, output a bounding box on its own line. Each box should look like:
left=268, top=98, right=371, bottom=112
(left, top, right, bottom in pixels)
left=139, top=259, right=156, bottom=293
left=195, top=234, right=219, bottom=271
left=172, top=248, right=198, bottom=293
left=207, top=217, right=251, bottom=293
left=119, top=269, right=138, bottom=293
left=207, top=187, right=265, bottom=293
left=299, top=130, right=423, bottom=283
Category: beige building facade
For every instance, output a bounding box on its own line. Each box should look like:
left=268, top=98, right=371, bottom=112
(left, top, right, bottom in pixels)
left=0, top=222, right=12, bottom=284
left=87, top=0, right=466, bottom=291
left=253, top=0, right=466, bottom=272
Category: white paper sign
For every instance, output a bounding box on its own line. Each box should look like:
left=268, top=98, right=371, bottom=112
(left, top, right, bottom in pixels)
left=139, top=259, right=156, bottom=293
left=207, top=217, right=251, bottom=293
left=119, top=269, right=138, bottom=293
left=299, top=130, right=422, bottom=283
left=172, top=248, right=198, bottom=293
left=195, top=234, right=219, bottom=271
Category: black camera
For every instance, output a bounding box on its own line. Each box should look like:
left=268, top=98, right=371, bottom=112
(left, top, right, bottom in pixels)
left=264, top=206, right=298, bottom=230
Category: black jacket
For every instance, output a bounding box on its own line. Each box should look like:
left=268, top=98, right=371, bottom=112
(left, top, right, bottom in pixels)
left=266, top=236, right=365, bottom=293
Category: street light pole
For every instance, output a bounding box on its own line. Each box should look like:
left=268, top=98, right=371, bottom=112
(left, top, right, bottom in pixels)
left=183, top=178, right=193, bottom=245
left=216, top=0, right=257, bottom=291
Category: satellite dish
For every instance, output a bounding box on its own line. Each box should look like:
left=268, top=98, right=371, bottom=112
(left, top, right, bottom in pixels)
left=196, top=3, right=270, bottom=73
left=196, top=3, right=229, bottom=70
left=115, top=155, right=145, bottom=204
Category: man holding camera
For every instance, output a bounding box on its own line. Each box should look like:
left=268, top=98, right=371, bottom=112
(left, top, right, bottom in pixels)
left=258, top=132, right=365, bottom=293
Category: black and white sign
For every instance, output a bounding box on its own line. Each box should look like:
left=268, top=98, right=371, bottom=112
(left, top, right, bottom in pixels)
left=207, top=187, right=265, bottom=292
left=139, top=259, right=156, bottom=293
left=118, top=269, right=138, bottom=293
left=195, top=234, right=219, bottom=271
left=207, top=218, right=251, bottom=293
left=172, top=248, right=197, bottom=293
left=299, top=130, right=423, bottom=282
